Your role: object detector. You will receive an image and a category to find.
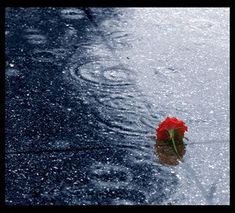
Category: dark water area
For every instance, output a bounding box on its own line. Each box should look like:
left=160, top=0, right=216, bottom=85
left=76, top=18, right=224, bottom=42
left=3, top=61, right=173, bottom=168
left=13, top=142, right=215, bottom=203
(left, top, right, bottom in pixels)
left=5, top=8, right=229, bottom=205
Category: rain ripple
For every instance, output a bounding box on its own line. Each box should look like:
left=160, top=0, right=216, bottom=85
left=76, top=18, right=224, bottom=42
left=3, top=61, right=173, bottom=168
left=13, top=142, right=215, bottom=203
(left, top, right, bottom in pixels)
left=60, top=8, right=86, bottom=20
left=94, top=92, right=164, bottom=137
left=69, top=60, right=135, bottom=87
left=94, top=92, right=146, bottom=112
left=95, top=108, right=156, bottom=136
left=89, top=163, right=132, bottom=188
left=66, top=57, right=164, bottom=137
left=104, top=30, right=136, bottom=50
left=24, top=34, right=47, bottom=45
left=31, top=48, right=69, bottom=64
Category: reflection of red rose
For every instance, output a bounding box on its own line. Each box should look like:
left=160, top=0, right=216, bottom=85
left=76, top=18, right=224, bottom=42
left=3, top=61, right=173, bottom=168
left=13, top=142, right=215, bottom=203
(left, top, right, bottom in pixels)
left=155, top=139, right=186, bottom=166
left=156, top=117, right=188, bottom=140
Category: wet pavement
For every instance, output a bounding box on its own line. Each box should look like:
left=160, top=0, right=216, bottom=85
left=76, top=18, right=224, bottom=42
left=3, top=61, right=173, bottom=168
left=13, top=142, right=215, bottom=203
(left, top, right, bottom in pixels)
left=5, top=8, right=229, bottom=205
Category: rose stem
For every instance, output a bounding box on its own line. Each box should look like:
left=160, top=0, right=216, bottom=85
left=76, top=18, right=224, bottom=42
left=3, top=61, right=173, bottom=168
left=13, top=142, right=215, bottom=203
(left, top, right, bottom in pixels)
left=168, top=129, right=182, bottom=160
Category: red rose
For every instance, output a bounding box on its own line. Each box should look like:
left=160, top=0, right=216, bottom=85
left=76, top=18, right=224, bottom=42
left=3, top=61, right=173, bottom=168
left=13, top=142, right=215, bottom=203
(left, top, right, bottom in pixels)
left=156, top=117, right=188, bottom=141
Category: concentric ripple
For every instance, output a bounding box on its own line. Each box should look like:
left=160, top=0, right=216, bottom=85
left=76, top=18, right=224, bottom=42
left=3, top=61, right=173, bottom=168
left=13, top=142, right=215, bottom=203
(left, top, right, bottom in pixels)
left=66, top=58, right=159, bottom=137
left=94, top=91, right=146, bottom=112
left=189, top=18, right=215, bottom=31
left=24, top=34, right=47, bottom=45
left=105, top=31, right=135, bottom=50
left=70, top=60, right=135, bottom=87
left=31, top=48, right=69, bottom=64
left=31, top=50, right=55, bottom=63
left=95, top=108, right=155, bottom=136
left=93, top=96, right=166, bottom=137
left=60, top=8, right=85, bottom=20
left=24, top=28, right=40, bottom=33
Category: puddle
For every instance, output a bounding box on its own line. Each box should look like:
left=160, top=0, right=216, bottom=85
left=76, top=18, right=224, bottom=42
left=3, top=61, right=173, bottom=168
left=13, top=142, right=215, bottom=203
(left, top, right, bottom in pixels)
left=5, top=7, right=229, bottom=205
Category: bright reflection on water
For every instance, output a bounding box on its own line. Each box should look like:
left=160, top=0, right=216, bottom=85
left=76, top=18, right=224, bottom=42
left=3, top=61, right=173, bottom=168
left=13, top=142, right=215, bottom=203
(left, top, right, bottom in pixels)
left=5, top=8, right=229, bottom=205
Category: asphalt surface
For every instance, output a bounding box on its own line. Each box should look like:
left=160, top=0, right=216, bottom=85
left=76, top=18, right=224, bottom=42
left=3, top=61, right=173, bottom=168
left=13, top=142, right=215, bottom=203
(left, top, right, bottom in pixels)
left=5, top=8, right=229, bottom=205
